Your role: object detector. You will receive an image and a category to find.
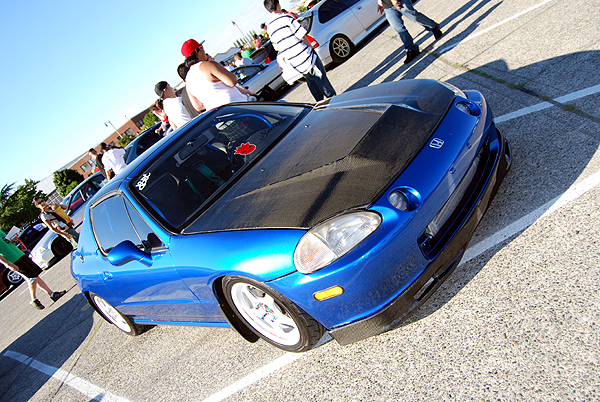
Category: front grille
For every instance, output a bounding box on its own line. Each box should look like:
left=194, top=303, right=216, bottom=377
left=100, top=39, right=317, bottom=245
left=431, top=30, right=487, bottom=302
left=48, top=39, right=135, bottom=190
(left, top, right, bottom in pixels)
left=418, top=138, right=494, bottom=260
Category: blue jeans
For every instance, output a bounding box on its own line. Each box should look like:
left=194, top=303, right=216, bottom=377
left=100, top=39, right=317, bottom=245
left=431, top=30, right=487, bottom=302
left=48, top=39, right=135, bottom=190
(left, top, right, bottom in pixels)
left=304, top=56, right=336, bottom=102
left=384, top=0, right=437, bottom=52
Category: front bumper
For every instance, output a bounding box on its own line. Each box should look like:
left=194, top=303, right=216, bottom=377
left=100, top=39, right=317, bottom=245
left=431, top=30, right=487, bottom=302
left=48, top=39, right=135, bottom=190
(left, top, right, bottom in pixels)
left=330, top=129, right=511, bottom=345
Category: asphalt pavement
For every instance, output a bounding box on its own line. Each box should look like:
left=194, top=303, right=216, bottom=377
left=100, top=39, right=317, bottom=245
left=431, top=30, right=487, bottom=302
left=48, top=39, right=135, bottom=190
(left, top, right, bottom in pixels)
left=1, top=0, right=599, bottom=400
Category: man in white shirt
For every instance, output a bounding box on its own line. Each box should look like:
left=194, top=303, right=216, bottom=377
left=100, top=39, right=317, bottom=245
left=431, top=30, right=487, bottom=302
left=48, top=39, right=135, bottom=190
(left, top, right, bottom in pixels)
left=264, top=0, right=336, bottom=102
left=101, top=146, right=127, bottom=179
left=154, top=81, right=192, bottom=129
left=233, top=53, right=252, bottom=67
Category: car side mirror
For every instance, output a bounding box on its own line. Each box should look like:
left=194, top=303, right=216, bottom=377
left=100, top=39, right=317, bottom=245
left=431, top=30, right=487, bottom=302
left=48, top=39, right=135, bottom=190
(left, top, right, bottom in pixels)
left=108, top=241, right=153, bottom=267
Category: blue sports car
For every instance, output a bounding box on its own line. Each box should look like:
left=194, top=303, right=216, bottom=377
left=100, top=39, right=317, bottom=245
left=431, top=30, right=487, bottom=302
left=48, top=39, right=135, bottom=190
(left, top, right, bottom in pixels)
left=71, top=79, right=511, bottom=352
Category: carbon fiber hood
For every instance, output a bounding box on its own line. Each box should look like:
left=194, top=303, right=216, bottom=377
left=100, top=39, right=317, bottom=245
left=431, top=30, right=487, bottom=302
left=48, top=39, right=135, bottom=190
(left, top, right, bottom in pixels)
left=185, top=80, right=455, bottom=233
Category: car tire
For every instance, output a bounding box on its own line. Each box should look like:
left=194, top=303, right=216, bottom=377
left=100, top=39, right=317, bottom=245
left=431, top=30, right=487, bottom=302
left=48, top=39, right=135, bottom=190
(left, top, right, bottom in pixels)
left=51, top=236, right=73, bottom=258
left=222, top=276, right=325, bottom=352
left=90, top=293, right=146, bottom=336
left=329, top=35, right=354, bottom=64
left=3, top=269, right=24, bottom=287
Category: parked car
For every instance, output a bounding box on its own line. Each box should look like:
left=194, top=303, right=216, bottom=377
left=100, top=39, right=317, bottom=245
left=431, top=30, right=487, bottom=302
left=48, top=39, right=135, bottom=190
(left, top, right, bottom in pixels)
left=124, top=122, right=165, bottom=164
left=232, top=63, right=287, bottom=101
left=31, top=172, right=106, bottom=269
left=71, top=80, right=511, bottom=352
left=16, top=218, right=48, bottom=252
left=280, top=0, right=387, bottom=85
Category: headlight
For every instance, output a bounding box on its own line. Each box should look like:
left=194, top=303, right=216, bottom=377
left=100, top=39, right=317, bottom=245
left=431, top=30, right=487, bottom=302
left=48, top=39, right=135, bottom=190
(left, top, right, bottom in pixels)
left=294, top=211, right=382, bottom=274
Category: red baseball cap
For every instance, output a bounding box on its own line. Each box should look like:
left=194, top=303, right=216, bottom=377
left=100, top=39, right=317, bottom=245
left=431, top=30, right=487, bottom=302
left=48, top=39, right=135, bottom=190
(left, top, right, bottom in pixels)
left=181, top=39, right=205, bottom=58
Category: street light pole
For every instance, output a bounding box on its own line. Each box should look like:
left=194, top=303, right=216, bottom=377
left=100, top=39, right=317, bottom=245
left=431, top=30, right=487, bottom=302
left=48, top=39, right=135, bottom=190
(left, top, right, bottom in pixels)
left=232, top=21, right=247, bottom=45
left=104, top=121, right=122, bottom=139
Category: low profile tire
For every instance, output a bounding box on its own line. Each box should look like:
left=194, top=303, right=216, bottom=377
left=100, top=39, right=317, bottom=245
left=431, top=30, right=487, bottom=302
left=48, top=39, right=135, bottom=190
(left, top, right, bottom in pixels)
left=90, top=293, right=145, bottom=336
left=51, top=236, right=73, bottom=258
left=330, top=35, right=354, bottom=64
left=3, top=270, right=23, bottom=287
left=222, top=276, right=325, bottom=352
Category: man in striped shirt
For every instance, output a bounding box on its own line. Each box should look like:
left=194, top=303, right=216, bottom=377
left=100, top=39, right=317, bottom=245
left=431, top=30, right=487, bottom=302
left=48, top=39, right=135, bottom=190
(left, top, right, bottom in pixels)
left=264, top=0, right=336, bottom=102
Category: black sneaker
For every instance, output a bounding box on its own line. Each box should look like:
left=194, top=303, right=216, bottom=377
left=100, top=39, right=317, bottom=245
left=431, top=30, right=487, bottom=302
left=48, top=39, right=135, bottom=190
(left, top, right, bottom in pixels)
left=50, top=290, right=67, bottom=302
left=432, top=24, right=443, bottom=40
left=404, top=49, right=421, bottom=64
left=31, top=299, right=45, bottom=310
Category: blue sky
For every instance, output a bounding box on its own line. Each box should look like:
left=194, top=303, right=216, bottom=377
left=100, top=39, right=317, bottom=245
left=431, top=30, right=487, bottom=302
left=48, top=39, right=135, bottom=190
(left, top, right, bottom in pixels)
left=0, top=0, right=293, bottom=190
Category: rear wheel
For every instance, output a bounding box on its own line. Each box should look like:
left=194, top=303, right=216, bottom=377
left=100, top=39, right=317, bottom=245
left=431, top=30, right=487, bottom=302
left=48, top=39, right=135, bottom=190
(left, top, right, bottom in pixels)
left=330, top=35, right=354, bottom=64
left=90, top=293, right=146, bottom=336
left=222, top=276, right=325, bottom=352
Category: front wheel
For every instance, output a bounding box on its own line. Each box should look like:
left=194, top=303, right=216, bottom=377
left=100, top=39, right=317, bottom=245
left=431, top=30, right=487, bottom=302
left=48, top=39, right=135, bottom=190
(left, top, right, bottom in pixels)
left=329, top=35, right=354, bottom=64
left=90, top=293, right=146, bottom=336
left=222, top=276, right=325, bottom=352
left=3, top=270, right=23, bottom=287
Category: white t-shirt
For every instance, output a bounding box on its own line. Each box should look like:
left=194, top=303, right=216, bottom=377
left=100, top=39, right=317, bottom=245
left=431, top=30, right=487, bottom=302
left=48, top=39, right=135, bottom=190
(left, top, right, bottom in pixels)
left=102, top=148, right=127, bottom=176
left=162, top=96, right=191, bottom=128
left=185, top=62, right=250, bottom=111
left=234, top=58, right=252, bottom=67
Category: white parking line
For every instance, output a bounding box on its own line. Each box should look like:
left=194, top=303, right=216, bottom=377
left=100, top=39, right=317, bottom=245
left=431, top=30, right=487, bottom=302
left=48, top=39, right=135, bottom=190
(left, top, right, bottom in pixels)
left=2, top=351, right=131, bottom=402
left=495, top=83, right=600, bottom=123
left=438, top=0, right=555, bottom=54
left=463, top=167, right=600, bottom=264
left=200, top=352, right=305, bottom=402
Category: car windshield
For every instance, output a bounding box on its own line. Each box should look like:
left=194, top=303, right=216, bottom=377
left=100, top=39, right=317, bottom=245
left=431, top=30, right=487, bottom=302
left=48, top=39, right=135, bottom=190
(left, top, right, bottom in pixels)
left=233, top=66, right=263, bottom=85
left=130, top=104, right=306, bottom=232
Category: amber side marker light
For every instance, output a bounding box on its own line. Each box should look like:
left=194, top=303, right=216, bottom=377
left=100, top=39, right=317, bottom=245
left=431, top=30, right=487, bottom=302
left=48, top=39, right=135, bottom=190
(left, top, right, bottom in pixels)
left=314, top=286, right=344, bottom=301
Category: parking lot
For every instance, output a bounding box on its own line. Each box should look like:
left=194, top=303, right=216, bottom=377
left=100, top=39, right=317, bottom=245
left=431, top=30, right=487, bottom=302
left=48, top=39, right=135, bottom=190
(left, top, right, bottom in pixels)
left=1, top=0, right=599, bottom=400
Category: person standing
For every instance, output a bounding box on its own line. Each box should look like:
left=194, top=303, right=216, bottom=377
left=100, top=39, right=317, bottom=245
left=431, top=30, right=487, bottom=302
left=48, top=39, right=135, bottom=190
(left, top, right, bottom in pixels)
left=181, top=39, right=257, bottom=111
left=234, top=52, right=252, bottom=67
left=177, top=63, right=203, bottom=118
left=154, top=81, right=192, bottom=129
left=377, top=0, right=443, bottom=64
left=33, top=197, right=79, bottom=247
left=88, top=148, right=107, bottom=179
left=150, top=100, right=172, bottom=135
left=0, top=229, right=66, bottom=310
left=100, top=143, right=126, bottom=179
left=264, top=0, right=336, bottom=102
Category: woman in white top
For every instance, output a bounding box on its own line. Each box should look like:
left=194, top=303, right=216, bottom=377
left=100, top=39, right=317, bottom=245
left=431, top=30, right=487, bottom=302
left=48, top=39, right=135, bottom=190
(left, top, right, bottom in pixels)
left=181, top=39, right=256, bottom=111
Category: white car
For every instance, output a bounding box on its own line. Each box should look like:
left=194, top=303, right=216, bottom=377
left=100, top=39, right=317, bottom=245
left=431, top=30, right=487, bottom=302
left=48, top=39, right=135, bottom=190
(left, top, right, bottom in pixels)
left=279, top=0, right=387, bottom=85
left=31, top=172, right=106, bottom=269
left=232, top=62, right=287, bottom=100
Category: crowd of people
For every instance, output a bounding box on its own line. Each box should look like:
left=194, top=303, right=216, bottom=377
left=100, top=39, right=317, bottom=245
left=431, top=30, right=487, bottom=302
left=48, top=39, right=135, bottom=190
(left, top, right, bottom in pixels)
left=151, top=0, right=443, bottom=128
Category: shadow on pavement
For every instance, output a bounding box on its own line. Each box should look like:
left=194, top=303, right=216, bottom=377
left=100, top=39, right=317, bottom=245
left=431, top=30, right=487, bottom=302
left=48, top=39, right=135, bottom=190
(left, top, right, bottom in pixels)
left=0, top=293, right=95, bottom=402
left=346, top=0, right=501, bottom=92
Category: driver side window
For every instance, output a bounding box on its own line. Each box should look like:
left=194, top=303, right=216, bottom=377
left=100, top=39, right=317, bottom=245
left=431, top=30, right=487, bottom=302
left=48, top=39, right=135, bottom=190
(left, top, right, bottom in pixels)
left=91, top=195, right=163, bottom=254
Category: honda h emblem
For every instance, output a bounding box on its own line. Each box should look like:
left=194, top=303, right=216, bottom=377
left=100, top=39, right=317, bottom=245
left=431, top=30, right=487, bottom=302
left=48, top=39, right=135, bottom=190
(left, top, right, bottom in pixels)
left=429, top=138, right=444, bottom=149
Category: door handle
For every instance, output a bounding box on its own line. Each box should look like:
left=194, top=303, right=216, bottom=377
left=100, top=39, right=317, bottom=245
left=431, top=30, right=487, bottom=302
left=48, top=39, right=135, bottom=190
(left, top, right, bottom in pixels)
left=102, top=271, right=113, bottom=280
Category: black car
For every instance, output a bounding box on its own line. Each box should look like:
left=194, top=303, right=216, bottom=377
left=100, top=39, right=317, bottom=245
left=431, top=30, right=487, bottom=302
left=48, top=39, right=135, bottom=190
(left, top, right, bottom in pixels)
left=18, top=218, right=48, bottom=252
left=124, top=123, right=165, bottom=164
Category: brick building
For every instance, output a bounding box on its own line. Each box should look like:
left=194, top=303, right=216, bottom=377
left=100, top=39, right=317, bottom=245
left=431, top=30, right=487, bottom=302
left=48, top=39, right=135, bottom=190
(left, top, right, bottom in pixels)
left=70, top=107, right=151, bottom=178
